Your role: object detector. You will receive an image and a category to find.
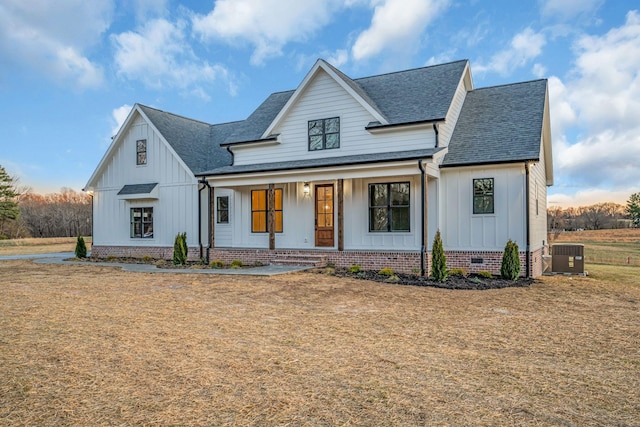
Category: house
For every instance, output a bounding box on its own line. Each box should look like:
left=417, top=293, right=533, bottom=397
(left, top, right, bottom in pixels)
left=84, top=59, right=553, bottom=277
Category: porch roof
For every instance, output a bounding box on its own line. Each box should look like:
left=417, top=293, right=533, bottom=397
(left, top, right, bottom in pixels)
left=197, top=148, right=444, bottom=177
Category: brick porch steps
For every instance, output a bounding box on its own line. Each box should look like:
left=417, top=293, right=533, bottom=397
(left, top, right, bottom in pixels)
left=271, top=254, right=327, bottom=267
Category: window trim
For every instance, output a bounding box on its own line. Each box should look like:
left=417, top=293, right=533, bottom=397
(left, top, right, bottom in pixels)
left=217, top=196, right=229, bottom=224
left=473, top=178, right=494, bottom=215
left=130, top=207, right=153, bottom=238
left=136, top=139, right=147, bottom=166
left=251, top=188, right=283, bottom=233
left=308, top=117, right=340, bottom=151
left=368, top=181, right=411, bottom=232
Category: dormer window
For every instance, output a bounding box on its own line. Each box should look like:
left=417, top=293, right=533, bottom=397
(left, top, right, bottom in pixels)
left=308, top=117, right=340, bottom=151
left=136, top=139, right=147, bottom=165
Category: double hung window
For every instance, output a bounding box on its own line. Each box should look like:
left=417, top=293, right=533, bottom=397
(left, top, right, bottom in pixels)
left=368, top=182, right=410, bottom=232
left=130, top=207, right=153, bottom=238
left=251, top=189, right=283, bottom=233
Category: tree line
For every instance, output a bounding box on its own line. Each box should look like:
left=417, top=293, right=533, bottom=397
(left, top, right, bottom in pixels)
left=0, top=165, right=92, bottom=239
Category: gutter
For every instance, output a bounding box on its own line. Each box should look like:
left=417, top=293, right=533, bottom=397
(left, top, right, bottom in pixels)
left=433, top=123, right=439, bottom=148
left=418, top=160, right=426, bottom=277
left=525, top=162, right=531, bottom=278
left=225, top=146, right=235, bottom=166
left=365, top=118, right=445, bottom=132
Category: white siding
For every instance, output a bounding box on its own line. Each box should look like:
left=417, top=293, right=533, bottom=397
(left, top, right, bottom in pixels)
left=93, top=113, right=199, bottom=247
left=440, top=165, right=526, bottom=251
left=438, top=76, right=468, bottom=147
left=213, top=188, right=234, bottom=247
left=529, top=142, right=548, bottom=251
left=232, top=69, right=436, bottom=166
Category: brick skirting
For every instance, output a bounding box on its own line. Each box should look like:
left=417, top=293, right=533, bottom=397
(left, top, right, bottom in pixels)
left=92, top=245, right=545, bottom=277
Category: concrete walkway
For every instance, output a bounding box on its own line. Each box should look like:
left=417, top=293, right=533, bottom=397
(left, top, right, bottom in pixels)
left=1, top=253, right=312, bottom=276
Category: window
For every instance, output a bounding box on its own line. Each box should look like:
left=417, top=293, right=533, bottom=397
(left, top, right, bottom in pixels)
left=136, top=139, right=147, bottom=165
left=308, top=117, right=340, bottom=150
left=473, top=178, right=494, bottom=214
left=217, top=196, right=229, bottom=223
left=130, top=207, right=153, bottom=238
left=251, top=189, right=283, bottom=233
left=368, top=182, right=410, bottom=232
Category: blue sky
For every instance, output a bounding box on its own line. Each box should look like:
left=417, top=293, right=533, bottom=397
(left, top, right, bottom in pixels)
left=0, top=0, right=638, bottom=207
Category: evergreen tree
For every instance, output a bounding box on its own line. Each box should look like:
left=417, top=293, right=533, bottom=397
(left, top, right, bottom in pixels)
left=626, top=193, right=640, bottom=227
left=173, top=232, right=187, bottom=265
left=75, top=236, right=87, bottom=258
left=431, top=230, right=448, bottom=282
left=0, top=165, right=20, bottom=234
left=501, top=239, right=521, bottom=280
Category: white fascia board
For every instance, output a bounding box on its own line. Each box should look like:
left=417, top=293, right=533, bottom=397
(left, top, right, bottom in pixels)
left=205, top=161, right=431, bottom=187
left=542, top=86, right=554, bottom=186
left=261, top=59, right=388, bottom=139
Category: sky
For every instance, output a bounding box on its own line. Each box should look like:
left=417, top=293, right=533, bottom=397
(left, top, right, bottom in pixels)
left=0, top=0, right=638, bottom=208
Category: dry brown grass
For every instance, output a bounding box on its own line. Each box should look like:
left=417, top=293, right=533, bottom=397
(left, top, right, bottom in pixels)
left=0, top=237, right=92, bottom=256
left=1, top=260, right=638, bottom=426
left=553, top=228, right=640, bottom=243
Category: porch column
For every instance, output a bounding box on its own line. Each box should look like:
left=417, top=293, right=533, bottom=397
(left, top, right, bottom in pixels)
left=337, top=179, right=344, bottom=251
left=209, top=186, right=215, bottom=248
left=268, top=184, right=275, bottom=250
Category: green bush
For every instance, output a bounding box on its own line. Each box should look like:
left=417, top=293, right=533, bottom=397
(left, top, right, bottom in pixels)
left=501, top=239, right=521, bottom=280
left=210, top=259, right=225, bottom=269
left=173, top=232, right=187, bottom=265
left=477, top=270, right=493, bottom=279
left=448, top=267, right=467, bottom=277
left=385, top=275, right=400, bottom=283
left=75, top=236, right=87, bottom=258
left=378, top=267, right=394, bottom=276
left=431, top=230, right=447, bottom=282
left=348, top=264, right=361, bottom=273
left=230, top=259, right=243, bottom=268
left=142, top=255, right=153, bottom=262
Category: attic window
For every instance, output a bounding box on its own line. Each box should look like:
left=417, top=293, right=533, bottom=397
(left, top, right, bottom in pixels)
left=136, top=139, right=147, bottom=165
left=308, top=117, right=340, bottom=151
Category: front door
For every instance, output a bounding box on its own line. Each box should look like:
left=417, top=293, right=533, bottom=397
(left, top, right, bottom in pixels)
left=315, top=184, right=334, bottom=247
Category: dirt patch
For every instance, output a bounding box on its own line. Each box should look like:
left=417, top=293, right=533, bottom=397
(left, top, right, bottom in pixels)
left=1, top=259, right=638, bottom=426
left=326, top=267, right=534, bottom=290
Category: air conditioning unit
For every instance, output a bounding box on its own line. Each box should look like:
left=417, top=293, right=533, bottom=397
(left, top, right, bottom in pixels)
left=551, top=244, right=585, bottom=275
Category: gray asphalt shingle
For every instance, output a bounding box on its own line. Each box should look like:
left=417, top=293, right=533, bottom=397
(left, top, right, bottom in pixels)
left=117, top=183, right=158, bottom=195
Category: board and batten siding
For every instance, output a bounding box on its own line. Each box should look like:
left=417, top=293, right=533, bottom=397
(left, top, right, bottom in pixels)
left=439, top=164, right=526, bottom=251
left=215, top=175, right=422, bottom=251
left=93, top=113, right=199, bottom=247
left=232, top=69, right=436, bottom=166
left=529, top=142, right=548, bottom=251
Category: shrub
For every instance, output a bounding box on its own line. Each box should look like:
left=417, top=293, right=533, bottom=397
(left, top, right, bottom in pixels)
left=501, top=239, right=521, bottom=280
left=385, top=275, right=400, bottom=283
left=75, top=236, right=87, bottom=258
left=210, top=259, right=225, bottom=269
left=431, top=230, right=447, bottom=282
left=477, top=270, right=493, bottom=279
left=448, top=267, right=467, bottom=277
left=142, top=255, right=153, bottom=262
left=348, top=264, right=361, bottom=273
left=378, top=267, right=394, bottom=276
left=325, top=267, right=335, bottom=275
left=254, top=261, right=264, bottom=267
left=173, top=232, right=187, bottom=265
left=327, top=261, right=336, bottom=268
left=230, top=259, right=243, bottom=269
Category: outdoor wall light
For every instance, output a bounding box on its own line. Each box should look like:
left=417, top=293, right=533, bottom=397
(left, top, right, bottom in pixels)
left=303, top=182, right=310, bottom=195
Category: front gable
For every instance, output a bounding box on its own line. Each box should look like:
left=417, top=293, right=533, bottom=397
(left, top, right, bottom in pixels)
left=84, top=105, right=195, bottom=192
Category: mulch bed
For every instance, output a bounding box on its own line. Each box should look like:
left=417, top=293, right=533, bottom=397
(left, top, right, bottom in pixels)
left=326, top=267, right=534, bottom=290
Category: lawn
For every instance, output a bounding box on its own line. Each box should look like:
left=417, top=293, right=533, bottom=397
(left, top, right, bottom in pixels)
left=1, top=259, right=638, bottom=426
left=0, top=237, right=92, bottom=256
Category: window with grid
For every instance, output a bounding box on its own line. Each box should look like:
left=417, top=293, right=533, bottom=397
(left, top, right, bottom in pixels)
left=136, top=139, right=147, bottom=165
left=251, top=189, right=283, bottom=233
left=130, top=207, right=153, bottom=238
left=308, top=117, right=340, bottom=151
left=473, top=178, right=494, bottom=214
left=368, top=182, right=410, bottom=232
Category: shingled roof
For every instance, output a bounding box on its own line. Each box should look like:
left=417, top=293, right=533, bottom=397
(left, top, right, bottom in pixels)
left=443, top=79, right=548, bottom=167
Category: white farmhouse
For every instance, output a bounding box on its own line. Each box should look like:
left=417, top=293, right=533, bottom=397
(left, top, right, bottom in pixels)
left=84, top=59, right=552, bottom=277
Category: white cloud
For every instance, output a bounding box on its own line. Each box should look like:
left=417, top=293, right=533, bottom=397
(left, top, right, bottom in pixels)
left=351, top=0, right=450, bottom=60
left=532, top=63, right=547, bottom=78
left=539, top=0, right=604, bottom=20
left=112, top=19, right=235, bottom=98
left=192, top=0, right=342, bottom=65
left=111, top=104, right=133, bottom=137
left=132, top=0, right=168, bottom=21
left=0, top=0, right=111, bottom=88
left=475, top=27, right=546, bottom=76
left=550, top=10, right=640, bottom=195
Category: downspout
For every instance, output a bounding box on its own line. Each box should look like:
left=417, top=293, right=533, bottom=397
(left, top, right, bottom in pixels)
left=418, top=160, right=426, bottom=277
left=525, top=162, right=531, bottom=278
left=226, top=146, right=235, bottom=165
left=433, top=123, right=439, bottom=148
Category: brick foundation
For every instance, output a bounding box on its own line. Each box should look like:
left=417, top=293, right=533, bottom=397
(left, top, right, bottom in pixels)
left=92, top=245, right=544, bottom=277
